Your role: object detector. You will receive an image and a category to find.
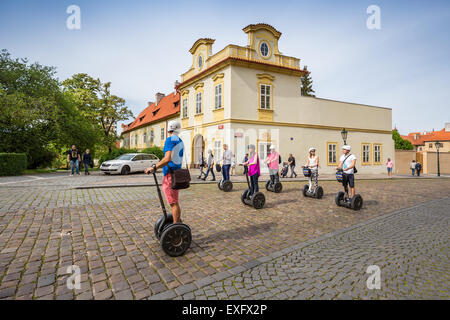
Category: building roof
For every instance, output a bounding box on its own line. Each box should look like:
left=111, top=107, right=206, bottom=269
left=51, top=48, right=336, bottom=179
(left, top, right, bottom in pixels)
left=121, top=92, right=180, bottom=134
left=401, top=128, right=450, bottom=146
left=242, top=23, right=282, bottom=39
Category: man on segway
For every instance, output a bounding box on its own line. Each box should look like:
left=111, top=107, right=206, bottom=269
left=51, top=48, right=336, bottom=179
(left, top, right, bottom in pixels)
left=145, top=120, right=184, bottom=223
left=337, top=145, right=356, bottom=202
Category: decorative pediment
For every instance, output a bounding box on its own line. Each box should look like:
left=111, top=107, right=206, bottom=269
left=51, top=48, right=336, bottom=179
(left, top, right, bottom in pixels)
left=212, top=73, right=224, bottom=83
left=257, top=73, right=275, bottom=81
left=194, top=82, right=204, bottom=90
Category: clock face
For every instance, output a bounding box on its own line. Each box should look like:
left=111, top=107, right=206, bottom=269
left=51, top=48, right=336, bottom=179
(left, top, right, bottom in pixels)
left=260, top=42, right=269, bottom=57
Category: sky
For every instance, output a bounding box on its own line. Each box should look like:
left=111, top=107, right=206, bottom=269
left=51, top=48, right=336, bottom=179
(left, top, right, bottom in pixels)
left=1, top=0, right=449, bottom=135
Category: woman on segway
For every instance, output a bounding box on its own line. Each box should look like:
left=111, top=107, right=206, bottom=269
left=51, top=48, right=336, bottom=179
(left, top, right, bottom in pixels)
left=304, top=147, right=319, bottom=193
left=242, top=144, right=260, bottom=197
left=264, top=145, right=280, bottom=185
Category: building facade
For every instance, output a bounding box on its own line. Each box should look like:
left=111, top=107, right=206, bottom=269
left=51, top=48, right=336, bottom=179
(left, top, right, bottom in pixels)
left=121, top=24, right=394, bottom=174
left=401, top=123, right=450, bottom=153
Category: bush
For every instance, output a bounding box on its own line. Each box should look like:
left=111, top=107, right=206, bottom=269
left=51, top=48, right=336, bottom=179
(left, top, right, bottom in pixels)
left=141, top=146, right=164, bottom=159
left=0, top=153, right=27, bottom=176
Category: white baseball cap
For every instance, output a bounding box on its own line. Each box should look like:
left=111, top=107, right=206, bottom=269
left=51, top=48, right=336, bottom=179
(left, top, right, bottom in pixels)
left=269, top=144, right=276, bottom=150
left=308, top=147, right=316, bottom=152
left=342, top=145, right=351, bottom=151
left=167, top=120, right=181, bottom=133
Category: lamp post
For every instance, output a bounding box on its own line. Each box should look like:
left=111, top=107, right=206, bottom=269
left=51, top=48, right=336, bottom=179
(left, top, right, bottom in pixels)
left=341, top=128, right=348, bottom=145
left=435, top=141, right=441, bottom=177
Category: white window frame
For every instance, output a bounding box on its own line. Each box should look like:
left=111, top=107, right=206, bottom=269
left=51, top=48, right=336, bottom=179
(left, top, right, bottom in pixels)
left=362, top=144, right=371, bottom=164
left=260, top=84, right=271, bottom=109
left=196, top=92, right=202, bottom=114
left=214, top=84, right=222, bottom=110
left=328, top=143, right=337, bottom=165
left=150, top=129, right=154, bottom=144
left=374, top=144, right=381, bottom=163
left=214, top=140, right=222, bottom=163
left=182, top=98, right=188, bottom=118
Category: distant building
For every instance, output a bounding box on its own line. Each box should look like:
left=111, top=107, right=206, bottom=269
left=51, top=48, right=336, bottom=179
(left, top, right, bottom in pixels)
left=401, top=123, right=450, bottom=152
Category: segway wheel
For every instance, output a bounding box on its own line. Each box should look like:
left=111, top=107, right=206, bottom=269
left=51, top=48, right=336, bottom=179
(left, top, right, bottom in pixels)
left=218, top=181, right=222, bottom=190
left=302, top=185, right=309, bottom=197
left=335, top=191, right=345, bottom=206
left=265, top=180, right=271, bottom=191
left=252, top=192, right=265, bottom=209
left=241, top=189, right=249, bottom=204
left=351, top=194, right=363, bottom=211
left=315, top=186, right=324, bottom=199
left=222, top=180, right=233, bottom=192
left=274, top=182, right=282, bottom=193
left=160, top=223, right=192, bottom=257
left=154, top=214, right=173, bottom=240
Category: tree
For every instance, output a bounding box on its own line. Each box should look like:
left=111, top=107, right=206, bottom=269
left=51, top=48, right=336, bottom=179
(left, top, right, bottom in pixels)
left=392, top=129, right=414, bottom=150
left=301, top=65, right=316, bottom=97
left=62, top=74, right=133, bottom=153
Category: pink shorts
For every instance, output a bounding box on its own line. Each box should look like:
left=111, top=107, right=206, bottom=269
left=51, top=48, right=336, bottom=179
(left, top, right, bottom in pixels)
left=162, top=174, right=179, bottom=205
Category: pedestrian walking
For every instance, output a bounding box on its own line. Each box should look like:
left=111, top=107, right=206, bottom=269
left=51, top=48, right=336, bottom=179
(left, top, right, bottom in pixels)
left=288, top=153, right=297, bottom=178
left=67, top=145, right=81, bottom=176
left=386, top=158, right=393, bottom=178
left=83, top=149, right=92, bottom=175
left=410, top=160, right=416, bottom=176
left=415, top=161, right=422, bottom=177
left=202, top=149, right=216, bottom=181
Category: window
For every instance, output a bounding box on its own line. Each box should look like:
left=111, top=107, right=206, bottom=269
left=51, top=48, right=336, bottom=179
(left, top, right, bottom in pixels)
left=198, top=55, right=203, bottom=69
left=260, top=84, right=271, bottom=109
left=161, top=127, right=165, bottom=141
left=373, top=144, right=382, bottom=164
left=260, top=42, right=269, bottom=57
left=134, top=135, right=138, bottom=146
left=214, top=84, right=222, bottom=109
left=258, top=142, right=271, bottom=164
left=143, top=132, right=147, bottom=144
left=327, top=143, right=337, bottom=165
left=429, top=143, right=433, bottom=148
left=362, top=143, right=371, bottom=164
left=214, top=140, right=221, bottom=162
left=182, top=98, right=188, bottom=118
left=196, top=92, right=202, bottom=114
left=150, top=130, right=154, bottom=144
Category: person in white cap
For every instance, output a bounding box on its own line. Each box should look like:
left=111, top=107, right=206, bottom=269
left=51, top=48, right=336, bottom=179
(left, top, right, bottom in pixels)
left=304, top=147, right=320, bottom=192
left=265, top=144, right=280, bottom=184
left=337, top=145, right=357, bottom=201
left=145, top=120, right=184, bottom=223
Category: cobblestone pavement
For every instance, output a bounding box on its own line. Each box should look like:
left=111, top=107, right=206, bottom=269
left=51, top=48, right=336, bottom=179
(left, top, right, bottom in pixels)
left=164, top=197, right=449, bottom=300
left=0, top=175, right=449, bottom=300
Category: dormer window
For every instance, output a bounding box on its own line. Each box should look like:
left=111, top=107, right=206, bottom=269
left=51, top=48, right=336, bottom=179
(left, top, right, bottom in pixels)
left=260, top=42, right=269, bottom=57
left=198, top=55, right=203, bottom=69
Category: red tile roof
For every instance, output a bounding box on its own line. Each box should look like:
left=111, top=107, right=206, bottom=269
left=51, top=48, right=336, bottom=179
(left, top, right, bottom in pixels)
left=122, top=92, right=180, bottom=134
left=401, top=128, right=450, bottom=146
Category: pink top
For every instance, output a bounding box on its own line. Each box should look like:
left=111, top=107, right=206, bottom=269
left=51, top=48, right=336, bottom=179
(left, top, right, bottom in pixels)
left=248, top=154, right=260, bottom=177
left=386, top=160, right=393, bottom=168
left=267, top=152, right=279, bottom=170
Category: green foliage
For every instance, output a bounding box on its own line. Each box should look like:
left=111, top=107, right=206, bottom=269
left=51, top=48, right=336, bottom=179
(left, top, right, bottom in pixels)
left=141, top=146, right=163, bottom=160
left=392, top=129, right=414, bottom=150
left=0, top=153, right=27, bottom=176
left=301, top=65, right=316, bottom=97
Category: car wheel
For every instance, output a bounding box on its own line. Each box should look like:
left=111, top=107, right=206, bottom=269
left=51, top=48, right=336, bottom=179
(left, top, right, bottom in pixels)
left=121, top=166, right=130, bottom=175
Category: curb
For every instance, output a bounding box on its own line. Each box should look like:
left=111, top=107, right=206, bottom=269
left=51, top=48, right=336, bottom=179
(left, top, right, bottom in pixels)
left=147, top=196, right=450, bottom=300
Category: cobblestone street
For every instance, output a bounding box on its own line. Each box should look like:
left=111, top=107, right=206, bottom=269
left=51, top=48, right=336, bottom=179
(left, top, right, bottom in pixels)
left=0, top=173, right=449, bottom=300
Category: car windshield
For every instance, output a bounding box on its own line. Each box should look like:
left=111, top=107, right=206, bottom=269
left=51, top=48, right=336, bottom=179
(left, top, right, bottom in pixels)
left=114, top=154, right=135, bottom=161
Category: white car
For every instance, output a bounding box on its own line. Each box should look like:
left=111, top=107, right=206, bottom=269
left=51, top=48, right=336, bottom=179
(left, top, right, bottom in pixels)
left=100, top=153, right=159, bottom=175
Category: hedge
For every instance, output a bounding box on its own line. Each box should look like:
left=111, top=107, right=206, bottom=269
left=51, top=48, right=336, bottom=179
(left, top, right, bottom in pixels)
left=98, top=146, right=163, bottom=165
left=0, top=153, right=27, bottom=176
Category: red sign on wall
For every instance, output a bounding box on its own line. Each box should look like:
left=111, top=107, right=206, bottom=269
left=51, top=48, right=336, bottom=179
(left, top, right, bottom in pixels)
left=218, top=124, right=224, bottom=130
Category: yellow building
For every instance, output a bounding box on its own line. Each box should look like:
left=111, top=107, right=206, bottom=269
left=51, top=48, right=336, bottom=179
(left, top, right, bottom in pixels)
left=176, top=23, right=394, bottom=173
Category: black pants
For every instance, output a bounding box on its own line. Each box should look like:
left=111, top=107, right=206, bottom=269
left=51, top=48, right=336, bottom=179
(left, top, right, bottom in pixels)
left=250, top=174, right=259, bottom=196
left=342, top=173, right=355, bottom=193
left=270, top=172, right=280, bottom=184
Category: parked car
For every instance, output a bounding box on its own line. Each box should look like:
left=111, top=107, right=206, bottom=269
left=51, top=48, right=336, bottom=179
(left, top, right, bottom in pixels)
left=100, top=153, right=159, bottom=175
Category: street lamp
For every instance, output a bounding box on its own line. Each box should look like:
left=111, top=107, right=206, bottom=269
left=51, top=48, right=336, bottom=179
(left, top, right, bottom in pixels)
left=435, top=141, right=441, bottom=177
left=341, top=128, right=348, bottom=145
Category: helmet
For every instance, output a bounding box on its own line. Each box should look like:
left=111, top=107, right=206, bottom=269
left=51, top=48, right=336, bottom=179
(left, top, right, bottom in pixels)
left=167, top=120, right=181, bottom=133
left=270, top=144, right=276, bottom=150
left=342, top=145, right=351, bottom=151
left=308, top=147, right=316, bottom=152
left=248, top=144, right=256, bottom=151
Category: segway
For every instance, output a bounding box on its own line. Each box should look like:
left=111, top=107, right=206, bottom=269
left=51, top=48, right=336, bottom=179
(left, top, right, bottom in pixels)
left=335, top=169, right=363, bottom=210
left=301, top=166, right=323, bottom=199
left=265, top=169, right=282, bottom=193
left=151, top=169, right=192, bottom=257
left=241, top=172, right=265, bottom=209
left=216, top=163, right=233, bottom=192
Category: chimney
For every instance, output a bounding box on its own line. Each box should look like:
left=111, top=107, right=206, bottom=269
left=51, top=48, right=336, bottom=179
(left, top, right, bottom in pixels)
left=147, top=101, right=154, bottom=107
left=155, top=92, right=165, bottom=106
left=174, top=80, right=180, bottom=90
